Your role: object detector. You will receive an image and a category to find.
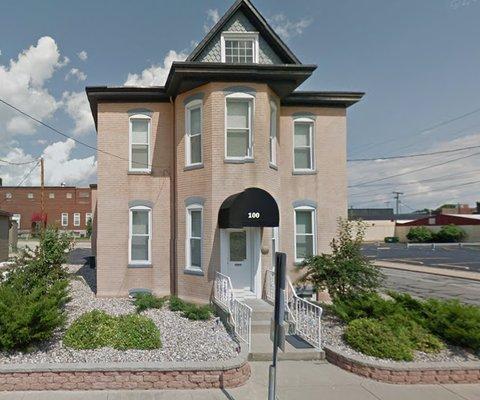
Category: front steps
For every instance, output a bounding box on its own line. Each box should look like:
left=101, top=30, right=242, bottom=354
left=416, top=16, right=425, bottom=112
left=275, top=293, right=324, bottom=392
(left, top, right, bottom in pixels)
left=243, top=299, right=325, bottom=362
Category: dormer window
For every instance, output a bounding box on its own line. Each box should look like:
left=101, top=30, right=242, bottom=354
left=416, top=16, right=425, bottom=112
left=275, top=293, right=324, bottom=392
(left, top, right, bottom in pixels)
left=221, top=32, right=259, bottom=64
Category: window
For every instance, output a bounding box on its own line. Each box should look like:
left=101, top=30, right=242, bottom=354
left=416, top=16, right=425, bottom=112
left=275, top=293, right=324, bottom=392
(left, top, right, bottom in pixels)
left=49, top=193, right=55, bottom=199
left=225, top=94, right=253, bottom=159
left=27, top=193, right=34, bottom=199
left=73, top=213, right=81, bottom=226
left=129, top=114, right=151, bottom=172
left=294, top=207, right=316, bottom=262
left=86, top=213, right=93, bottom=225
left=61, top=213, right=68, bottom=227
left=129, top=206, right=151, bottom=264
left=66, top=193, right=72, bottom=199
left=221, top=32, right=258, bottom=63
left=269, top=101, right=278, bottom=165
left=293, top=118, right=315, bottom=171
left=186, top=205, right=202, bottom=271
left=5, top=192, right=12, bottom=199
left=185, top=100, right=202, bottom=166
left=428, top=218, right=436, bottom=225
left=12, top=214, right=21, bottom=227
left=79, top=192, right=90, bottom=198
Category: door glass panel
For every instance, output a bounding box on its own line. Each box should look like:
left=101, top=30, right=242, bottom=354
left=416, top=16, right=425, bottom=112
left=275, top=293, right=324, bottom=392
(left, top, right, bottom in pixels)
left=229, top=231, right=247, bottom=261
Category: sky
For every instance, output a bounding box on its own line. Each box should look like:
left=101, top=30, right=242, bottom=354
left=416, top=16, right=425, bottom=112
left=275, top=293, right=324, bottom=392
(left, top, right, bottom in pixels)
left=1, top=0, right=480, bottom=212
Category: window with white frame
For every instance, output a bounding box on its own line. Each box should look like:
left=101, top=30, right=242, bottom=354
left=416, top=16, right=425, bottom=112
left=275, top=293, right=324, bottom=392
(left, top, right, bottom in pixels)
left=269, top=101, right=278, bottom=165
left=294, top=207, right=316, bottom=262
left=185, top=100, right=202, bottom=166
left=66, top=193, right=72, bottom=199
left=5, top=192, right=12, bottom=199
left=221, top=32, right=258, bottom=64
left=225, top=93, right=253, bottom=159
left=27, top=193, right=34, bottom=199
left=293, top=118, right=315, bottom=171
left=186, top=204, right=202, bottom=271
left=129, top=206, right=151, bottom=264
left=49, top=193, right=55, bottom=199
left=61, top=213, right=68, bottom=227
left=129, top=114, right=151, bottom=172
left=86, top=213, right=93, bottom=225
left=73, top=213, right=81, bottom=226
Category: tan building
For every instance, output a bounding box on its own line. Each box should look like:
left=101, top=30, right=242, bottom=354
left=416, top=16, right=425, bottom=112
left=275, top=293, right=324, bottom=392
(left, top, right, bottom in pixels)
left=87, top=0, right=363, bottom=301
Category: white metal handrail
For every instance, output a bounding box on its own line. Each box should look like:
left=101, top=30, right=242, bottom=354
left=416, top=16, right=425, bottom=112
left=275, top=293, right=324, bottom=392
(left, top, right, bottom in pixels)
left=213, top=272, right=252, bottom=351
left=264, top=268, right=322, bottom=350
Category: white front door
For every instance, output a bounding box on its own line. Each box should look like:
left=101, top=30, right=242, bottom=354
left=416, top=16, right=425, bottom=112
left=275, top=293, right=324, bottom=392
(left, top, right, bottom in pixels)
left=225, top=228, right=252, bottom=291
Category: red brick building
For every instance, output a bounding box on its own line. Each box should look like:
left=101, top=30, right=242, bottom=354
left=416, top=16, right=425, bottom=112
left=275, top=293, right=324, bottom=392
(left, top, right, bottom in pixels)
left=0, top=184, right=96, bottom=235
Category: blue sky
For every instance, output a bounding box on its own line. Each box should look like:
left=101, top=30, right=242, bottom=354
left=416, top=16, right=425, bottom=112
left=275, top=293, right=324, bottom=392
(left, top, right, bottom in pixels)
left=1, top=0, right=480, bottom=211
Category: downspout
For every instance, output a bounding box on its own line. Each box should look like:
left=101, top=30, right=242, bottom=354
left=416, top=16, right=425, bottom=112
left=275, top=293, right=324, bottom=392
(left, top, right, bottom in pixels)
left=170, top=96, right=177, bottom=296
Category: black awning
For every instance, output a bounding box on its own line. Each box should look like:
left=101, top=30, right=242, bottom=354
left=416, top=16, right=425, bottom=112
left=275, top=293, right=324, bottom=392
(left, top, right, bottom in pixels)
left=218, top=187, right=279, bottom=229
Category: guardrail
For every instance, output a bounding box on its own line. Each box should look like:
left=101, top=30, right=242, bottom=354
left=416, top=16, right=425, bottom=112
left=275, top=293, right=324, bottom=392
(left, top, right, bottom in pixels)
left=406, top=242, right=480, bottom=249
left=213, top=272, right=252, bottom=351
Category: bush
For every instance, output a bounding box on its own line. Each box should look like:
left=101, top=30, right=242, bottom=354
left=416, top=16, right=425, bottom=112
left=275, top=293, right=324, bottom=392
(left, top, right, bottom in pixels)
left=406, top=227, right=433, bottom=243
left=64, top=310, right=161, bottom=350
left=384, top=237, right=399, bottom=243
left=344, top=318, right=414, bottom=361
left=133, top=293, right=166, bottom=313
left=168, top=296, right=213, bottom=320
left=433, top=225, right=466, bottom=243
left=298, top=219, right=383, bottom=300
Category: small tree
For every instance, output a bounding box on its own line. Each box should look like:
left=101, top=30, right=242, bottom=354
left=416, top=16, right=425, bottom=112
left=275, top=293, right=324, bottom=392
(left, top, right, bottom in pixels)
left=406, top=226, right=433, bottom=243
left=433, top=224, right=466, bottom=243
left=298, top=218, right=383, bottom=300
left=86, top=218, right=92, bottom=238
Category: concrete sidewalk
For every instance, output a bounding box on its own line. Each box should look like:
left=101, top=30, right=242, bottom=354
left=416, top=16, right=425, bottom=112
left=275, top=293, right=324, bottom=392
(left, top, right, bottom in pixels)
left=1, top=361, right=478, bottom=400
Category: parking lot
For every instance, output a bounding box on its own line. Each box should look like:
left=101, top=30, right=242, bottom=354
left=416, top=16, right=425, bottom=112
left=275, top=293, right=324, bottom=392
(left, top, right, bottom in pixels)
left=362, top=243, right=480, bottom=273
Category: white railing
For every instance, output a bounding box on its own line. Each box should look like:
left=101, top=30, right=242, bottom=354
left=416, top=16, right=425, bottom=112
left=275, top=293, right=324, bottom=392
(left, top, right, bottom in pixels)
left=213, top=272, right=252, bottom=351
left=264, top=269, right=322, bottom=350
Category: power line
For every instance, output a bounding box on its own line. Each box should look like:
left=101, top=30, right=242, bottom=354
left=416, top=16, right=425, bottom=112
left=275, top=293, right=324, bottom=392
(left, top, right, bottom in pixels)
left=0, top=158, right=39, bottom=166
left=0, top=160, right=40, bottom=205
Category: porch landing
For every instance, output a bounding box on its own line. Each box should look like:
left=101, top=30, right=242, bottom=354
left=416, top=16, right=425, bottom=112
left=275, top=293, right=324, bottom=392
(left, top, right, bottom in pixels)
left=242, top=299, right=326, bottom=362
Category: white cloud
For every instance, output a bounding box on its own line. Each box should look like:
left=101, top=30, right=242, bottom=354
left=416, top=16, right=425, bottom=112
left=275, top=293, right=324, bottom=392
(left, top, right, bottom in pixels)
left=77, top=50, right=88, bottom=61
left=124, top=50, right=188, bottom=87
left=65, top=67, right=87, bottom=81
left=268, top=14, right=312, bottom=40
left=203, top=9, right=220, bottom=33
left=62, top=91, right=94, bottom=135
left=0, top=139, right=96, bottom=186
left=348, top=133, right=480, bottom=210
left=0, top=36, right=64, bottom=136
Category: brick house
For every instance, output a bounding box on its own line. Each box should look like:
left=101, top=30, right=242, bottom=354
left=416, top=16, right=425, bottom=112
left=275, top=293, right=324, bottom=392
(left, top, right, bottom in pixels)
left=87, top=0, right=363, bottom=301
left=0, top=185, right=96, bottom=236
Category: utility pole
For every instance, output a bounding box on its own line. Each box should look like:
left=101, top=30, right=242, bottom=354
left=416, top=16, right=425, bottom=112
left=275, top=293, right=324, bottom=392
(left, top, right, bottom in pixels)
left=40, top=157, right=45, bottom=229
left=392, top=191, right=404, bottom=215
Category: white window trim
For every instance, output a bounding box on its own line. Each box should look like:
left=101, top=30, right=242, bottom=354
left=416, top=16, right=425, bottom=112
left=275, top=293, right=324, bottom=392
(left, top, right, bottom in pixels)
left=85, top=213, right=93, bottom=225
left=293, top=117, right=315, bottom=172
left=66, top=193, right=72, bottom=199
left=27, top=193, right=34, bottom=199
left=220, top=31, right=259, bottom=63
left=294, top=206, right=317, bottom=263
left=185, top=99, right=203, bottom=167
left=128, top=206, right=152, bottom=265
left=185, top=204, right=203, bottom=272
left=49, top=193, right=55, bottom=199
left=129, top=114, right=151, bottom=172
left=5, top=192, right=12, bottom=199
left=225, top=92, right=255, bottom=160
left=73, top=213, right=81, bottom=227
left=61, top=213, right=68, bottom=227
left=269, top=101, right=278, bottom=166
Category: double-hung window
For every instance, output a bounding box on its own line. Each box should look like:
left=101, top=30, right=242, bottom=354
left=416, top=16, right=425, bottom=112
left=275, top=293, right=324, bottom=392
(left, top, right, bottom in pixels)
left=225, top=94, right=253, bottom=159
left=221, top=32, right=258, bottom=64
left=186, top=204, right=202, bottom=272
left=129, top=114, right=151, bottom=172
left=73, top=213, right=81, bottom=227
left=129, top=206, right=151, bottom=264
left=294, top=207, right=316, bottom=262
left=269, top=101, right=278, bottom=166
left=185, top=100, right=202, bottom=166
left=61, top=213, right=68, bottom=227
left=293, top=118, right=315, bottom=171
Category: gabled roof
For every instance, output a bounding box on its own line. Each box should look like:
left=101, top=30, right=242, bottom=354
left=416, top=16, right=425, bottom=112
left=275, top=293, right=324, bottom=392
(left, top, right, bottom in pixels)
left=187, top=0, right=301, bottom=64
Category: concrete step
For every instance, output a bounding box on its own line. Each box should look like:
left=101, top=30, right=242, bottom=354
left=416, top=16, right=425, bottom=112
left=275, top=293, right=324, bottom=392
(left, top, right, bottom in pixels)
left=251, top=320, right=271, bottom=334
left=251, top=310, right=273, bottom=322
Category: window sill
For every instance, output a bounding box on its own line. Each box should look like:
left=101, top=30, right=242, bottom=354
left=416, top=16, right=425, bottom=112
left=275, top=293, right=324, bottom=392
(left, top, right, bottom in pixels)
left=292, top=170, right=317, bottom=176
left=183, top=267, right=204, bottom=276
left=224, top=158, right=255, bottom=164
left=128, top=263, right=153, bottom=268
left=128, top=170, right=152, bottom=175
left=269, top=163, right=278, bottom=171
left=184, top=163, right=204, bottom=171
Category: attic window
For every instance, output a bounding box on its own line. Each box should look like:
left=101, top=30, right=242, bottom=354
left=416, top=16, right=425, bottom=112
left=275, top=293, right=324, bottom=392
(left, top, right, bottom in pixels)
left=221, top=32, right=258, bottom=64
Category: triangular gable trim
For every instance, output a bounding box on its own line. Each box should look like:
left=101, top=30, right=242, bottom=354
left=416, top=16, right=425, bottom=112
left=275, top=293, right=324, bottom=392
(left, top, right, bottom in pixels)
left=187, top=0, right=301, bottom=64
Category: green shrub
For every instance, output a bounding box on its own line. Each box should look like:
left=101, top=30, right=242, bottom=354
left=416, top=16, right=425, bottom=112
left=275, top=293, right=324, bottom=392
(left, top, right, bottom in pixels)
left=298, top=219, right=383, bottom=300
left=406, top=227, right=433, bottom=243
left=133, top=293, right=166, bottom=313
left=344, top=318, right=414, bottom=361
left=64, top=310, right=161, bottom=350
left=384, top=237, right=399, bottom=243
left=168, top=296, right=213, bottom=320
left=433, top=225, right=466, bottom=243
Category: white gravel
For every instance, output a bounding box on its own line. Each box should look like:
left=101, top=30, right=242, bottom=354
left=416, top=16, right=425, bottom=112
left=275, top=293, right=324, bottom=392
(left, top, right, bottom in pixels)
left=321, top=310, right=480, bottom=364
left=0, top=265, right=239, bottom=365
